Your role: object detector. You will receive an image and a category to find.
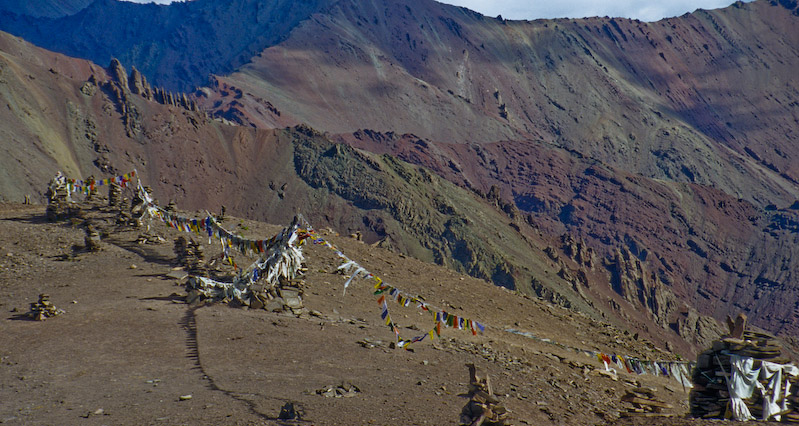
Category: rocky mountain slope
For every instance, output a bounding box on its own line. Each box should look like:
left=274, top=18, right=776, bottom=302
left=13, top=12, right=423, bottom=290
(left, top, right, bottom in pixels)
left=0, top=28, right=730, bottom=357
left=0, top=0, right=91, bottom=18
left=203, top=0, right=799, bottom=341
left=3, top=0, right=799, bottom=353
left=0, top=0, right=335, bottom=90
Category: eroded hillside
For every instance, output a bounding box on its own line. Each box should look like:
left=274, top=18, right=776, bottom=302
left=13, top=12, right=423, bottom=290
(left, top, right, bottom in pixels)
left=3, top=0, right=799, bottom=353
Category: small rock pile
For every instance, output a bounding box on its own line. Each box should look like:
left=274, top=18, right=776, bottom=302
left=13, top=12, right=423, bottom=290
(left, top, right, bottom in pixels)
left=460, top=363, right=510, bottom=426
left=690, top=314, right=799, bottom=420
left=27, top=294, right=64, bottom=321
left=620, top=385, right=674, bottom=418
left=135, top=232, right=165, bottom=244
left=315, top=382, right=360, bottom=398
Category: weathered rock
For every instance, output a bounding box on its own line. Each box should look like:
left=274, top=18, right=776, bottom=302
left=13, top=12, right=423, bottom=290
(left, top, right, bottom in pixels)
left=249, top=295, right=264, bottom=310
left=166, top=270, right=189, bottom=281
left=80, top=80, right=97, bottom=96
left=108, top=58, right=128, bottom=90
left=128, top=66, right=151, bottom=98
left=266, top=298, right=285, bottom=312
left=280, top=288, right=302, bottom=309
left=278, top=402, right=300, bottom=420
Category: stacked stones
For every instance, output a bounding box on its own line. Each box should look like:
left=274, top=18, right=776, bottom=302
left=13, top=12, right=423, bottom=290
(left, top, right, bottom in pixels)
left=108, top=180, right=122, bottom=209
left=186, top=239, right=205, bottom=274
left=84, top=221, right=101, bottom=251
left=27, top=294, right=64, bottom=321
left=459, top=363, right=510, bottom=426
left=46, top=172, right=72, bottom=221
left=174, top=236, right=188, bottom=267
left=116, top=209, right=132, bottom=226
left=173, top=236, right=205, bottom=274
left=690, top=314, right=799, bottom=420
left=251, top=278, right=307, bottom=317
left=620, top=385, right=673, bottom=417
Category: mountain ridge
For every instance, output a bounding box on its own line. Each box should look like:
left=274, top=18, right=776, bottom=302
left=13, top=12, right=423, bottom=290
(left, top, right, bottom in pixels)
left=0, top=0, right=335, bottom=90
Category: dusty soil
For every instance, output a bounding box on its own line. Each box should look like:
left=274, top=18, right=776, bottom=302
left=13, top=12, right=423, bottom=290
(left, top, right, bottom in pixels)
left=0, top=202, right=777, bottom=425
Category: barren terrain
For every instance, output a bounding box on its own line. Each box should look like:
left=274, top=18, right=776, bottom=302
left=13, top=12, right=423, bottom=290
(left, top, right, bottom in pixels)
left=0, top=200, right=784, bottom=425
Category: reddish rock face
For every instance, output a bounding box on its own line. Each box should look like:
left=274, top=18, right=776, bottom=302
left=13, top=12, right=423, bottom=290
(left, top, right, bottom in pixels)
left=207, top=0, right=799, bottom=341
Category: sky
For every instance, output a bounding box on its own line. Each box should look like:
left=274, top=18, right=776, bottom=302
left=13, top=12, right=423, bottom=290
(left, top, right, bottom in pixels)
left=123, top=0, right=747, bottom=22
left=439, top=0, right=747, bottom=21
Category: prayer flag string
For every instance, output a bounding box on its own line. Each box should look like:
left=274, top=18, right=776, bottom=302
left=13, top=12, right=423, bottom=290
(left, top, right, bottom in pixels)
left=66, top=170, right=137, bottom=195
left=54, top=172, right=696, bottom=366
left=294, top=221, right=485, bottom=350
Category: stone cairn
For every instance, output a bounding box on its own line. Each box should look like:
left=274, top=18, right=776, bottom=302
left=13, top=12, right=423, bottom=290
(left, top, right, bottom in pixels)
left=174, top=236, right=188, bottom=264
left=459, top=363, right=510, bottom=426
left=84, top=221, right=101, bottom=251
left=690, top=314, right=799, bottom=421
left=109, top=180, right=134, bottom=226
left=45, top=172, right=72, bottom=221
left=174, top=236, right=206, bottom=275
left=27, top=294, right=64, bottom=321
left=108, top=180, right=122, bottom=209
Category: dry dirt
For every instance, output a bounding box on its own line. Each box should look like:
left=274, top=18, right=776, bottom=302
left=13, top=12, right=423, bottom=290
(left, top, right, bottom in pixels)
left=0, top=201, right=778, bottom=425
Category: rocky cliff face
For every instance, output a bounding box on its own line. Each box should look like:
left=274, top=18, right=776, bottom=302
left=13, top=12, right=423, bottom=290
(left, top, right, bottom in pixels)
left=211, top=0, right=799, bottom=205
left=214, top=0, right=799, bottom=341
